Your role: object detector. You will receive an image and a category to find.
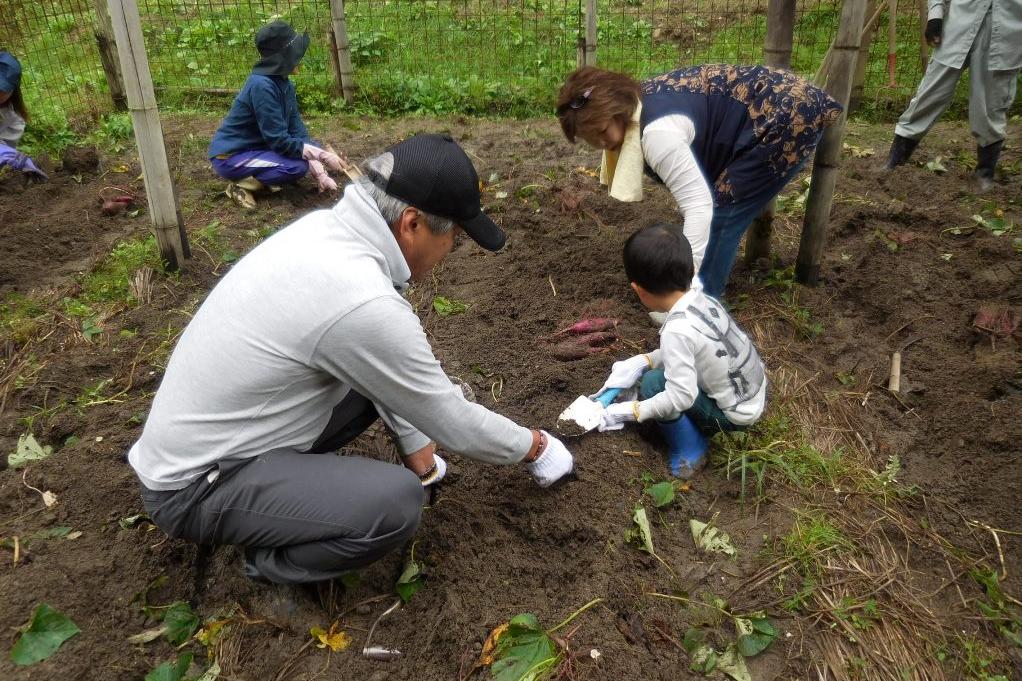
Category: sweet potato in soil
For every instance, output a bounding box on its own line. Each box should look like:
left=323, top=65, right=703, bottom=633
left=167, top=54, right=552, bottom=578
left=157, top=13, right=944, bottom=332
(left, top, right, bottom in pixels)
left=0, top=119, right=1020, bottom=681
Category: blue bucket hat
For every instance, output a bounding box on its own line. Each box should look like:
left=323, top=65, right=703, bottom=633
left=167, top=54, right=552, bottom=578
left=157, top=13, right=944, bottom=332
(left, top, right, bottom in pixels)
left=251, top=21, right=309, bottom=77
left=0, top=52, right=22, bottom=94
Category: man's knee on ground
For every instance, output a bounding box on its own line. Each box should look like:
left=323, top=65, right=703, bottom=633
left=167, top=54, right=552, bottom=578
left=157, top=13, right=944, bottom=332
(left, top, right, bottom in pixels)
left=366, top=467, right=423, bottom=554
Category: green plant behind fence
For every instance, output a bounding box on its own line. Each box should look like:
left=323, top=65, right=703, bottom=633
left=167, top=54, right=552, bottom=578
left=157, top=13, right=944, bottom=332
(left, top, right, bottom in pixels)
left=2, top=0, right=1006, bottom=149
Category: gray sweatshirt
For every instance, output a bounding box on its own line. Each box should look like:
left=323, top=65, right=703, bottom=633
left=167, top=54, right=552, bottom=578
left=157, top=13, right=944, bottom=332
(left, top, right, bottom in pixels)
left=128, top=183, right=533, bottom=491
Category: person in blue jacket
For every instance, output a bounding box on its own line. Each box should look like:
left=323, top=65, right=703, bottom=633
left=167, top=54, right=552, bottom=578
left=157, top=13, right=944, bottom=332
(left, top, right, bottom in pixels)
left=556, top=65, right=841, bottom=300
left=209, top=20, right=346, bottom=209
left=0, top=51, right=46, bottom=180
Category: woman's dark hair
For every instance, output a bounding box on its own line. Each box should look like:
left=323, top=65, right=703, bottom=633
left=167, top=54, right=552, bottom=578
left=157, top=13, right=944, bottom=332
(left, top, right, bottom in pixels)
left=623, top=223, right=694, bottom=294
left=556, top=66, right=641, bottom=143
left=10, top=85, right=29, bottom=122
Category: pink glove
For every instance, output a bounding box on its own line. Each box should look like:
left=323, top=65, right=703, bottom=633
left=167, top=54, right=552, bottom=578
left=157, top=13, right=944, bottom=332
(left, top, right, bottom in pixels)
left=308, top=159, right=337, bottom=192
left=302, top=143, right=346, bottom=173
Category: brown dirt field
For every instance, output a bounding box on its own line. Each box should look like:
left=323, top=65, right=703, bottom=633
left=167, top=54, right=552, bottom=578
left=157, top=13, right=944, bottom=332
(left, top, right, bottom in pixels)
left=0, top=116, right=1019, bottom=681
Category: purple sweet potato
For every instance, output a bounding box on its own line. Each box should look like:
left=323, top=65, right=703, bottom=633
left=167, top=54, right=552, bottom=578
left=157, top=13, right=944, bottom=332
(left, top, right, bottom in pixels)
left=550, top=317, right=619, bottom=338
left=549, top=340, right=610, bottom=361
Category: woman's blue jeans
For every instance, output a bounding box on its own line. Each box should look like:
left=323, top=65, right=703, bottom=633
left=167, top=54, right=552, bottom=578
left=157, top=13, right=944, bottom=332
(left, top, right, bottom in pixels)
left=699, top=141, right=820, bottom=299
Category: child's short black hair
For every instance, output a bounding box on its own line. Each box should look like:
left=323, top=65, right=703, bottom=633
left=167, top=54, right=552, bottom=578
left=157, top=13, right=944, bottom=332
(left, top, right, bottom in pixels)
left=623, top=223, right=694, bottom=294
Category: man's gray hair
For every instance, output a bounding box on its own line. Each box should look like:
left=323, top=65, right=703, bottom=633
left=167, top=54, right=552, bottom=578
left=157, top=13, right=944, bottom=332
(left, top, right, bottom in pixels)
left=357, top=152, right=455, bottom=235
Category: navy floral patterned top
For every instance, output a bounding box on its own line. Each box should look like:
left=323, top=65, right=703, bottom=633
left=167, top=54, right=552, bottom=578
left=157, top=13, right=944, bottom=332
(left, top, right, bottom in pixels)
left=641, top=64, right=842, bottom=205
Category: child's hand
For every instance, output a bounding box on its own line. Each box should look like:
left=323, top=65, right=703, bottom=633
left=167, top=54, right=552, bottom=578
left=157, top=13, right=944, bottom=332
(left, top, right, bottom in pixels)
left=598, top=402, right=637, bottom=432
left=590, top=354, right=651, bottom=399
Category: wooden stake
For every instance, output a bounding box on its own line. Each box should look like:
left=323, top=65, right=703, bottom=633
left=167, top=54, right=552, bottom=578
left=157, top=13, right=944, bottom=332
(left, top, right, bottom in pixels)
left=918, top=0, right=930, bottom=70
left=93, top=0, right=127, bottom=111
left=107, top=0, right=189, bottom=270
left=745, top=0, right=795, bottom=266
left=888, top=351, right=901, bottom=392
left=328, top=0, right=356, bottom=104
left=584, top=0, right=598, bottom=66
left=849, top=0, right=881, bottom=113
left=795, top=0, right=868, bottom=285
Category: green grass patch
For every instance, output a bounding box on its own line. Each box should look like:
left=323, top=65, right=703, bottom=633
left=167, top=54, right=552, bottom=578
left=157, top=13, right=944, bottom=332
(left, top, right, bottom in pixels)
left=780, top=510, right=852, bottom=575
left=1, top=294, right=51, bottom=345
left=78, top=236, right=162, bottom=307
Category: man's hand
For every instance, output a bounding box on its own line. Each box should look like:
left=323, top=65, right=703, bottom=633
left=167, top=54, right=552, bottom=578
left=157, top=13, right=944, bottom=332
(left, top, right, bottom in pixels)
left=925, top=18, right=942, bottom=47
left=590, top=354, right=651, bottom=399
left=527, top=431, right=574, bottom=487
left=598, top=401, right=637, bottom=432
left=308, top=159, right=338, bottom=192
left=403, top=444, right=447, bottom=486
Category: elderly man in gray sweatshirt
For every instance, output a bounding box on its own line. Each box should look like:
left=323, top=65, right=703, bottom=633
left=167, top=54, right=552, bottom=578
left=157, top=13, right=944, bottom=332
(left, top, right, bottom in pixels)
left=128, top=134, right=574, bottom=586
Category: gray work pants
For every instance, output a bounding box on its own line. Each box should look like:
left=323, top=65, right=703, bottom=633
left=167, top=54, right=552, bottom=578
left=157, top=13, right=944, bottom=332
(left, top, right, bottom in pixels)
left=139, top=392, right=424, bottom=584
left=895, top=7, right=1019, bottom=147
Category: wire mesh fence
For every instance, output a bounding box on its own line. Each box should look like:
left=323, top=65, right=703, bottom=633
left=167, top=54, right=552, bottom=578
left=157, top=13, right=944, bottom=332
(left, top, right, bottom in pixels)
left=0, top=0, right=990, bottom=139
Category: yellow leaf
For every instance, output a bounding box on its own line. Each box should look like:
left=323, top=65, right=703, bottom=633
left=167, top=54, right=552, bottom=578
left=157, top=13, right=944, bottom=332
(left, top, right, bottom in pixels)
left=310, top=622, right=351, bottom=652
left=196, top=619, right=230, bottom=648
left=113, top=164, right=130, bottom=173
left=479, top=622, right=510, bottom=666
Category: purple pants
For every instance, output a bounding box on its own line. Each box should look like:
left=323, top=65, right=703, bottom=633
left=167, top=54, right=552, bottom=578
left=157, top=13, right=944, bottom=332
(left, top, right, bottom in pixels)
left=211, top=150, right=308, bottom=186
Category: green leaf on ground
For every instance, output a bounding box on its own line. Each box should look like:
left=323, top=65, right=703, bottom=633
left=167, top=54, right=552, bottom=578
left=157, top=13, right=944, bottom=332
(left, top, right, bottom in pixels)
left=9, top=603, right=80, bottom=666
left=433, top=296, right=469, bottom=316
left=163, top=602, right=200, bottom=645
left=644, top=481, right=675, bottom=507
left=735, top=612, right=776, bottom=656
left=396, top=550, right=425, bottom=603
left=690, top=518, right=737, bottom=557
left=119, top=513, right=150, bottom=530
left=625, top=506, right=655, bottom=555
left=8, top=433, right=53, bottom=469
left=490, top=613, right=559, bottom=681
left=925, top=156, right=947, bottom=173
left=689, top=644, right=718, bottom=674
left=145, top=652, right=193, bottom=681
left=717, top=644, right=753, bottom=681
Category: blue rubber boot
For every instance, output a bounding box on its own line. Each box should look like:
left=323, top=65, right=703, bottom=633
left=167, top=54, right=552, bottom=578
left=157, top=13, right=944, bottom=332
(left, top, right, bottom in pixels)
left=658, top=414, right=708, bottom=479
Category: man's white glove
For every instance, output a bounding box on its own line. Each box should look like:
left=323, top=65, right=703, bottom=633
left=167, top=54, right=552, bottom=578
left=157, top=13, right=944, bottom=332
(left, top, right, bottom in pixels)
left=419, top=453, right=447, bottom=487
left=598, top=401, right=637, bottom=432
left=307, top=159, right=338, bottom=192
left=527, top=431, right=574, bottom=487
left=302, top=143, right=346, bottom=173
left=591, top=354, right=651, bottom=399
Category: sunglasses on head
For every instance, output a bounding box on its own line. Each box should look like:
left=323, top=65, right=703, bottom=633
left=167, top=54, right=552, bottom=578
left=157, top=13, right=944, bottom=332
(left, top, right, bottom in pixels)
left=557, top=87, right=593, bottom=116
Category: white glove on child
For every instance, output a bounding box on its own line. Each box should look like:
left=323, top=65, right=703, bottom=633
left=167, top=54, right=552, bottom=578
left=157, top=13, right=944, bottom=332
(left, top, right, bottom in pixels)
left=419, top=453, right=447, bottom=487
left=598, top=401, right=637, bottom=432
left=308, top=159, right=338, bottom=192
left=527, top=431, right=574, bottom=487
left=591, top=354, right=651, bottom=399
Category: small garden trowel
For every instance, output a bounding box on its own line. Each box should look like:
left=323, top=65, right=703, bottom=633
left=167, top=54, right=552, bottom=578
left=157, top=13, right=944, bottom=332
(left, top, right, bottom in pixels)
left=555, top=387, right=623, bottom=436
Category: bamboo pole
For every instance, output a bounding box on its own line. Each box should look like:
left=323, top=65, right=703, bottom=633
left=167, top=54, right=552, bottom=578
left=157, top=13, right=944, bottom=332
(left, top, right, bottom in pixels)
left=93, top=0, right=127, bottom=111
left=107, top=0, right=189, bottom=270
left=584, top=0, right=598, bottom=66
left=918, top=0, right=929, bottom=70
left=328, top=0, right=355, bottom=104
left=795, top=0, right=868, bottom=286
left=849, top=0, right=881, bottom=113
left=744, top=0, right=795, bottom=266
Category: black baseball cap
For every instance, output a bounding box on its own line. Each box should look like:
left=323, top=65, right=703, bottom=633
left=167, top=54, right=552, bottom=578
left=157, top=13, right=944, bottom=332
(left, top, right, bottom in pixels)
left=251, top=21, right=310, bottom=77
left=369, top=134, right=506, bottom=251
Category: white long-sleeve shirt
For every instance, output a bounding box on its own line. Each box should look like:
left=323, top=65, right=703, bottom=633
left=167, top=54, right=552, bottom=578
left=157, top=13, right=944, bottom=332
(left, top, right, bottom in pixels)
left=636, top=288, right=767, bottom=426
left=129, top=182, right=532, bottom=491
left=0, top=104, right=26, bottom=147
left=641, top=114, right=714, bottom=277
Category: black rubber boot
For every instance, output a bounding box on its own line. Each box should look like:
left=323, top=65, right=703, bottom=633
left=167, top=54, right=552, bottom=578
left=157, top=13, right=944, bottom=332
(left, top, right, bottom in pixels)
left=974, top=140, right=1004, bottom=193
left=883, top=134, right=920, bottom=170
